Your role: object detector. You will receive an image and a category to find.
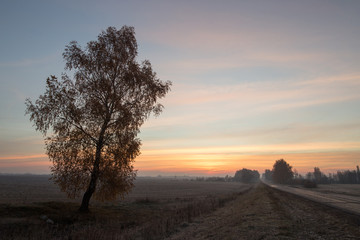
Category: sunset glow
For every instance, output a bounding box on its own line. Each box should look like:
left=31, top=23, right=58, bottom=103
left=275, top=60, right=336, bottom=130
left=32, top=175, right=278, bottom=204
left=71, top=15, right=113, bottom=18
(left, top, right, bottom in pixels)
left=1, top=1, right=360, bottom=176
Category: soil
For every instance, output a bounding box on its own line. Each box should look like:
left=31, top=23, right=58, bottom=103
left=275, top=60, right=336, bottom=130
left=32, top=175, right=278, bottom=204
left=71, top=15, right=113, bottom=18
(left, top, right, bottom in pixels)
left=167, top=183, right=360, bottom=240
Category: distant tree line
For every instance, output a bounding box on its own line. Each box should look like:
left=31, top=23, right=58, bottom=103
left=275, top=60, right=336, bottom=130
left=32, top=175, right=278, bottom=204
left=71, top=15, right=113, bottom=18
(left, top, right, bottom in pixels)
left=299, top=166, right=360, bottom=185
left=193, top=168, right=260, bottom=183
left=263, top=159, right=360, bottom=187
left=192, top=159, right=360, bottom=187
left=194, top=176, right=233, bottom=182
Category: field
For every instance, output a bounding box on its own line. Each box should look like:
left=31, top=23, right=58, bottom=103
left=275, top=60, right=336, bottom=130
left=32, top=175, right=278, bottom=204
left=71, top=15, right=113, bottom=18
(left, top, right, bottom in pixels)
left=0, top=175, right=251, bottom=239
left=1, top=175, right=360, bottom=239
left=0, top=175, right=249, bottom=204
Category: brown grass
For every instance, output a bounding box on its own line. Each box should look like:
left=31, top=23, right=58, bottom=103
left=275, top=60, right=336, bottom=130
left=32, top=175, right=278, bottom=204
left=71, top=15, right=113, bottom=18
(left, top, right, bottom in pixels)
left=0, top=175, right=251, bottom=240
left=168, top=183, right=360, bottom=240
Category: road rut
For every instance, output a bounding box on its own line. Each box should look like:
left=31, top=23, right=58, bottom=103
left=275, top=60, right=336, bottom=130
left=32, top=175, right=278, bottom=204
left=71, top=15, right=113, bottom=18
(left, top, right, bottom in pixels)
left=167, top=183, right=360, bottom=240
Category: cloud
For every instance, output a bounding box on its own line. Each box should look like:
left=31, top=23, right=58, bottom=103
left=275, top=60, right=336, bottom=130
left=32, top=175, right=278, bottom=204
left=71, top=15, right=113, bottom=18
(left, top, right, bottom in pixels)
left=0, top=53, right=59, bottom=68
left=141, top=141, right=360, bottom=156
left=143, top=72, right=360, bottom=131
left=142, top=121, right=360, bottom=149
left=0, top=154, right=47, bottom=160
left=135, top=150, right=360, bottom=176
left=298, top=73, right=360, bottom=86
left=160, top=50, right=330, bottom=75
left=0, top=154, right=49, bottom=174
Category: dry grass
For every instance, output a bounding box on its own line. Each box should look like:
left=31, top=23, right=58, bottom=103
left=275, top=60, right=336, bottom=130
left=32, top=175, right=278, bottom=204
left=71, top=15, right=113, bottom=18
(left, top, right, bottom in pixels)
left=2, top=176, right=360, bottom=239
left=0, top=175, right=251, bottom=240
left=0, top=175, right=247, bottom=204
left=168, top=183, right=360, bottom=240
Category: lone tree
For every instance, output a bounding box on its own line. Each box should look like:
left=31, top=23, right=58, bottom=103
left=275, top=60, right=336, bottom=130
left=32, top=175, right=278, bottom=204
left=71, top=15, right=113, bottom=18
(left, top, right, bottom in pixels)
left=272, top=159, right=293, bottom=184
left=25, top=26, right=171, bottom=212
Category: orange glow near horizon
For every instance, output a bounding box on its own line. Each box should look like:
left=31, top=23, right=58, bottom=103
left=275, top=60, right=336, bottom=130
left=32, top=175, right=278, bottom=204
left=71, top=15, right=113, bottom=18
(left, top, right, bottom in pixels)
left=135, top=148, right=360, bottom=176
left=0, top=154, right=47, bottom=160
left=1, top=143, right=359, bottom=176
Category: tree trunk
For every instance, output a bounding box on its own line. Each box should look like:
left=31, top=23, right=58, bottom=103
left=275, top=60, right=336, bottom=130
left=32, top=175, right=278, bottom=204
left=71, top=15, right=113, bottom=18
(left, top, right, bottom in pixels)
left=79, top=143, right=102, bottom=212
left=79, top=187, right=94, bottom=212
left=79, top=159, right=100, bottom=211
left=79, top=133, right=105, bottom=212
left=78, top=116, right=110, bottom=212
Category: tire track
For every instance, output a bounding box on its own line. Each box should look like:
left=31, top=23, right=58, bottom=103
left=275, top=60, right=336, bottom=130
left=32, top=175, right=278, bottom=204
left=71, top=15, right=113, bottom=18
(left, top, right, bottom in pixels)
left=167, top=183, right=360, bottom=240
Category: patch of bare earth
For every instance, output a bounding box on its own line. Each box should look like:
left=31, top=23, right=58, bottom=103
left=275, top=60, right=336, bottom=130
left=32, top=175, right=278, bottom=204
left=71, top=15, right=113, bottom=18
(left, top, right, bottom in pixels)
left=167, top=183, right=360, bottom=240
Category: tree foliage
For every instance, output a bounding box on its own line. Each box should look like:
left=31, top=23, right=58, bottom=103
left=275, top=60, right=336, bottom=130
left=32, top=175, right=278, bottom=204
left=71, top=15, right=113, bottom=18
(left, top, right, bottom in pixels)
left=234, top=168, right=260, bottom=183
left=263, top=169, right=273, bottom=181
left=336, top=169, right=359, bottom=184
left=272, top=159, right=293, bottom=184
left=25, top=26, right=171, bottom=211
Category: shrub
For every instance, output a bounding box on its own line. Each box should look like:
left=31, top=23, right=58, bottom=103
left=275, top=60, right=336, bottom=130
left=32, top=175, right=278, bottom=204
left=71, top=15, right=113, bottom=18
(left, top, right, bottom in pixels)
left=302, top=180, right=317, bottom=188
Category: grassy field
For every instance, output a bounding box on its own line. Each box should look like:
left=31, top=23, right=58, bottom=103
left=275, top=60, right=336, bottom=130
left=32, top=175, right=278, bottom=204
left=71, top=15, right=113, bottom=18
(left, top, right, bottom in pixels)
left=0, top=175, right=251, bottom=239
left=2, top=175, right=360, bottom=239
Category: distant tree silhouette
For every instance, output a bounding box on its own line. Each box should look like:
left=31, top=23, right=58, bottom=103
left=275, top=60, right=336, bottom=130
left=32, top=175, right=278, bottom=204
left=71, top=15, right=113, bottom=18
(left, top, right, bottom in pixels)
left=234, top=168, right=260, bottom=183
left=336, top=170, right=358, bottom=184
left=313, top=167, right=322, bottom=183
left=25, top=26, right=171, bottom=212
left=263, top=169, right=273, bottom=181
left=301, top=166, right=360, bottom=184
left=272, top=159, right=293, bottom=184
left=312, top=167, right=328, bottom=184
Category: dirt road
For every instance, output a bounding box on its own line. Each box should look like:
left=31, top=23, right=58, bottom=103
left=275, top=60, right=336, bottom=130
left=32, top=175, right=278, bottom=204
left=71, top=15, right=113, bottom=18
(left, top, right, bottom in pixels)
left=167, top=183, right=360, bottom=240
left=265, top=182, right=360, bottom=216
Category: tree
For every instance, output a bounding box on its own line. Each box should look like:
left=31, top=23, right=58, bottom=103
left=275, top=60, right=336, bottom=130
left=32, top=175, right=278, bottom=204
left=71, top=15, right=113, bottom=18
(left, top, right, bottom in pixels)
left=263, top=169, right=273, bottom=181
left=25, top=26, right=172, bottom=212
left=272, top=159, right=293, bottom=184
left=313, top=167, right=322, bottom=183
left=336, top=170, right=358, bottom=184
left=234, top=168, right=260, bottom=183
left=313, top=167, right=328, bottom=184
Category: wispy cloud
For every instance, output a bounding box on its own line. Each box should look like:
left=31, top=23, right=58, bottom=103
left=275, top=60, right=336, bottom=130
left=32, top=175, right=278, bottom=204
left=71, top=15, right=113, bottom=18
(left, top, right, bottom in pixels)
left=298, top=73, right=360, bottom=86
left=0, top=53, right=59, bottom=68
left=144, top=72, right=360, bottom=130
left=136, top=151, right=360, bottom=176
left=142, top=122, right=360, bottom=149
left=141, top=141, right=360, bottom=156
left=0, top=154, right=47, bottom=160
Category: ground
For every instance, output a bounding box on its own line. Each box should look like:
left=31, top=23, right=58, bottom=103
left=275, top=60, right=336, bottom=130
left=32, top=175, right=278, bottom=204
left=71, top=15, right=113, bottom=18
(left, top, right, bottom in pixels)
left=0, top=176, right=359, bottom=239
left=168, top=183, right=360, bottom=240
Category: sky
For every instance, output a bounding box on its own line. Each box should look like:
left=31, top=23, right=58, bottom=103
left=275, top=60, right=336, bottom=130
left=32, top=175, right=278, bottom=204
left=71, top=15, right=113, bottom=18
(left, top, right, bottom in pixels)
left=1, top=0, right=359, bottom=176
